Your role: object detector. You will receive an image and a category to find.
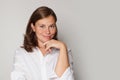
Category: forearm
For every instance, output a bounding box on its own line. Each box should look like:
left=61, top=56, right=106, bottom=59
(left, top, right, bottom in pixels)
left=55, top=44, right=70, bottom=77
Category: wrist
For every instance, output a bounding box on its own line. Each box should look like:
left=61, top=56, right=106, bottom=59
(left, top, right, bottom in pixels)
left=60, top=42, right=67, bottom=51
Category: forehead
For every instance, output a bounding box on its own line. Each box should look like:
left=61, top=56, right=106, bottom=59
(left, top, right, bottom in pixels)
left=35, top=15, right=55, bottom=25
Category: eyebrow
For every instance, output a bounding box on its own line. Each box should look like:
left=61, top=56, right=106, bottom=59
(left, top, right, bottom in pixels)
left=38, top=23, right=56, bottom=26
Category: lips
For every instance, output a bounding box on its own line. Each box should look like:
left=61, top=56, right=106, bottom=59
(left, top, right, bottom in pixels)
left=43, top=35, right=52, bottom=39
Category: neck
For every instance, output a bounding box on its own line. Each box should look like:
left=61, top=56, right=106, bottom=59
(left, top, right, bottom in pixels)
left=38, top=41, right=47, bottom=56
left=38, top=41, right=45, bottom=48
left=39, top=48, right=47, bottom=56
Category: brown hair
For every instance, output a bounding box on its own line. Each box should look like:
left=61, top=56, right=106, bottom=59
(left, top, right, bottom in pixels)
left=22, top=6, right=58, bottom=52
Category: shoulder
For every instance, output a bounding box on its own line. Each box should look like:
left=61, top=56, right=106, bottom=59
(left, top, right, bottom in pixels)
left=15, top=47, right=26, bottom=53
left=67, top=48, right=72, bottom=56
left=52, top=47, right=72, bottom=56
left=14, top=47, right=29, bottom=56
left=14, top=47, right=37, bottom=56
left=67, top=48, right=71, bottom=53
left=67, top=48, right=74, bottom=62
left=52, top=47, right=72, bottom=53
left=13, top=47, right=35, bottom=61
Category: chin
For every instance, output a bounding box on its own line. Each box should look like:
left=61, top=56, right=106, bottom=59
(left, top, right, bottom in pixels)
left=44, top=39, right=52, bottom=42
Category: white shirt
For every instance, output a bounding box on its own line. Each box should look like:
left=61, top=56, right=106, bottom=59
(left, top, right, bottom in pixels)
left=11, top=47, right=74, bottom=80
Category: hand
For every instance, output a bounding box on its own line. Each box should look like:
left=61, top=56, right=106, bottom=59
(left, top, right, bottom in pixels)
left=43, top=39, right=66, bottom=52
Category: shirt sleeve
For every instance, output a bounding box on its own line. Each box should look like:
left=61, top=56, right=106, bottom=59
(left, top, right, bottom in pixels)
left=54, top=49, right=74, bottom=80
left=11, top=48, right=26, bottom=80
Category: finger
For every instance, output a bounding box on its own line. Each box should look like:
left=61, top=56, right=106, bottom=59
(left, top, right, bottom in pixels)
left=45, top=44, right=52, bottom=51
left=47, top=49, right=52, bottom=53
left=43, top=40, right=50, bottom=46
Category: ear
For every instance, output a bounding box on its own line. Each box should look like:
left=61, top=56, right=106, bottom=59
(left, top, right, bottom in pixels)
left=31, top=23, right=35, bottom=32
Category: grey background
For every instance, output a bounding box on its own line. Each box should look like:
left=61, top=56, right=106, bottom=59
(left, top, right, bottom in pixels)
left=0, top=0, right=120, bottom=80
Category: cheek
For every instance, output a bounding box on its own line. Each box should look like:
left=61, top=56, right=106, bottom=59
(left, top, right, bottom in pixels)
left=52, top=28, right=57, bottom=34
left=36, top=29, right=43, bottom=34
left=35, top=30, right=43, bottom=38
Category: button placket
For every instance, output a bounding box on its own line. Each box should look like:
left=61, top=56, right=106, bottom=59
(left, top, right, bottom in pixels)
left=36, top=48, right=48, bottom=80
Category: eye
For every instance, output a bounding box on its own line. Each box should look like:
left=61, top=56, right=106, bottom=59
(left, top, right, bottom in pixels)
left=50, top=24, right=56, bottom=28
left=39, top=25, right=45, bottom=28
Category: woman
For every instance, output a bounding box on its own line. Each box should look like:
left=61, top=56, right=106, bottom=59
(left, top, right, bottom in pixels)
left=11, top=6, right=74, bottom=80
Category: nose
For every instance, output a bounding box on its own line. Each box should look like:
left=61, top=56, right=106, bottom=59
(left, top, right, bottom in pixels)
left=45, top=27, right=50, bottom=34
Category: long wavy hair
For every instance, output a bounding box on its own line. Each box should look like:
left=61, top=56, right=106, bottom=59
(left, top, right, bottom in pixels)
left=22, top=6, right=58, bottom=52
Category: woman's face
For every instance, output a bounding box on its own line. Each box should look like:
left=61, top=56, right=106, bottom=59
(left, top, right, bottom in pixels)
left=31, top=15, right=57, bottom=44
